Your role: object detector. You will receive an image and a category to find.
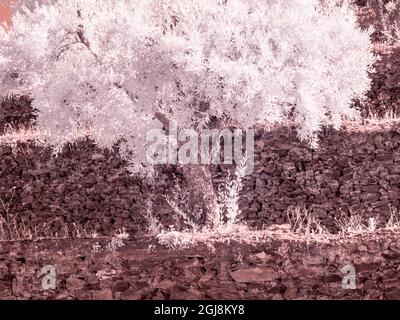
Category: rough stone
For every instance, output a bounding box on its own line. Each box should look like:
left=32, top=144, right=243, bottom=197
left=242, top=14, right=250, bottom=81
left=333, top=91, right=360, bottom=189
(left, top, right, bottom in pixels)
left=230, top=267, right=279, bottom=283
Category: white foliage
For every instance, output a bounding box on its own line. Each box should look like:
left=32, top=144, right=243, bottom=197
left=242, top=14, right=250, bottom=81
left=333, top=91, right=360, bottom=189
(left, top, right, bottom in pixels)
left=143, top=198, right=163, bottom=236
left=163, top=158, right=247, bottom=232
left=287, top=206, right=329, bottom=236
left=216, top=156, right=248, bottom=228
left=105, top=227, right=129, bottom=252
left=334, top=211, right=378, bottom=235
left=0, top=0, right=375, bottom=171
left=386, top=207, right=400, bottom=229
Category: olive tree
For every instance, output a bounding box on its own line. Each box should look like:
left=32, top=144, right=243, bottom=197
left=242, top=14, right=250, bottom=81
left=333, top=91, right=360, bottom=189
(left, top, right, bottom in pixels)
left=0, top=0, right=375, bottom=227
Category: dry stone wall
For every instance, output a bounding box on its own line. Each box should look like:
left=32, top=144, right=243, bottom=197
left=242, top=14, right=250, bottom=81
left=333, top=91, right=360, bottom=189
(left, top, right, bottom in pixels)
left=240, top=123, right=400, bottom=230
left=0, top=120, right=400, bottom=235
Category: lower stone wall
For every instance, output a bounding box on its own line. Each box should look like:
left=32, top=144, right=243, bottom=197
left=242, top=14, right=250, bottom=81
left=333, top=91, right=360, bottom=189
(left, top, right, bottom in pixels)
left=1, top=232, right=399, bottom=300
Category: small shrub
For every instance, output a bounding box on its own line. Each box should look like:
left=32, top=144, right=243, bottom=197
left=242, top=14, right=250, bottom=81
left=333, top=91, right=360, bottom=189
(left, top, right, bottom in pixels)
left=386, top=207, right=400, bottom=229
left=217, top=155, right=248, bottom=228
left=143, top=198, right=163, bottom=236
left=334, top=210, right=380, bottom=235
left=105, top=227, right=129, bottom=252
left=163, top=158, right=248, bottom=234
left=287, top=206, right=329, bottom=236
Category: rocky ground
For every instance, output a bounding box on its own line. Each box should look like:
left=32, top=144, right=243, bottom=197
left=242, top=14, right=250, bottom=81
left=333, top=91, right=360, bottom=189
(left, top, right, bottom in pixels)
left=1, top=230, right=400, bottom=300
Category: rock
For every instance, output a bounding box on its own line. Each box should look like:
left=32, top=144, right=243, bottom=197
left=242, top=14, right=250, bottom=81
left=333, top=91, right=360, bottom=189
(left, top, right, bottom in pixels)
left=154, top=279, right=176, bottom=290
left=85, top=275, right=100, bottom=289
left=324, top=274, right=342, bottom=283
left=28, top=168, right=51, bottom=177
left=113, top=280, right=130, bottom=292
left=264, top=224, right=290, bottom=232
left=230, top=267, right=279, bottom=283
left=254, top=252, right=274, bottom=262
left=355, top=262, right=380, bottom=272
left=118, top=289, right=143, bottom=300
left=283, top=287, right=298, bottom=299
left=362, top=185, right=380, bottom=193
left=385, top=290, right=400, bottom=300
left=93, top=289, right=113, bottom=300
left=303, top=256, right=325, bottom=266
left=66, top=276, right=85, bottom=291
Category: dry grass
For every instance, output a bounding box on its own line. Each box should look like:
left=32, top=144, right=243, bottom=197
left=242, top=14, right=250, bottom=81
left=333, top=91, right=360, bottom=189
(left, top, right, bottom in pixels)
left=143, top=198, right=163, bottom=237
left=0, top=125, right=43, bottom=145
left=362, top=109, right=400, bottom=125
left=0, top=124, right=90, bottom=151
left=287, top=206, right=330, bottom=236
left=0, top=186, right=101, bottom=241
left=0, top=217, right=100, bottom=242
left=156, top=206, right=400, bottom=250
left=341, top=109, right=400, bottom=133
left=385, top=206, right=400, bottom=229
left=0, top=215, right=100, bottom=242
left=334, top=210, right=378, bottom=235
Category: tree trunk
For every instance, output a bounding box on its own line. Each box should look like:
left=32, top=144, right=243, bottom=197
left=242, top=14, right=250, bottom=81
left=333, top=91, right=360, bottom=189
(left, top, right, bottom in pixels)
left=181, top=164, right=219, bottom=228
left=154, top=111, right=219, bottom=228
